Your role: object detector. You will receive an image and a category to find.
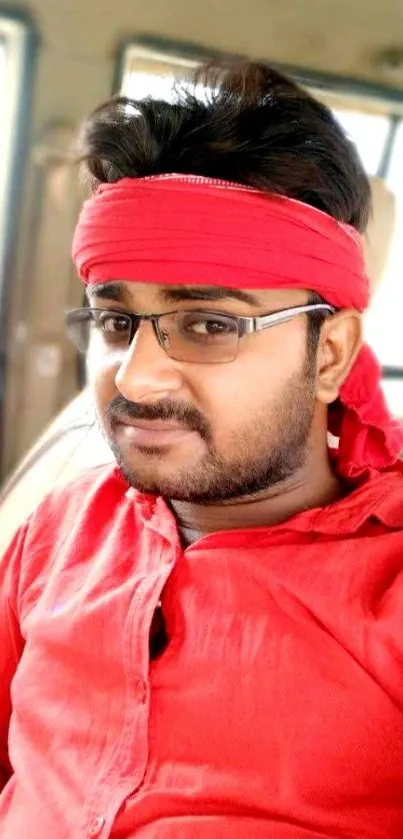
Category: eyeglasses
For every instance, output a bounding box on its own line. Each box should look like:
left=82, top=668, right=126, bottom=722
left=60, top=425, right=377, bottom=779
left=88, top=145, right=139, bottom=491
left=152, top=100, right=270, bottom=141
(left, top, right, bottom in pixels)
left=66, top=303, right=335, bottom=365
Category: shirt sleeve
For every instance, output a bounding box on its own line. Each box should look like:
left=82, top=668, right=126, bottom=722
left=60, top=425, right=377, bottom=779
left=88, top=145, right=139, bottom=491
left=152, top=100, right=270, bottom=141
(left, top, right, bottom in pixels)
left=0, top=524, right=27, bottom=791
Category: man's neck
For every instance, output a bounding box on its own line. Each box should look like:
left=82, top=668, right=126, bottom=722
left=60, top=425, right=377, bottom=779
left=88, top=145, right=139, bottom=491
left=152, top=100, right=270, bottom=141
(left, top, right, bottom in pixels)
left=170, top=456, right=343, bottom=547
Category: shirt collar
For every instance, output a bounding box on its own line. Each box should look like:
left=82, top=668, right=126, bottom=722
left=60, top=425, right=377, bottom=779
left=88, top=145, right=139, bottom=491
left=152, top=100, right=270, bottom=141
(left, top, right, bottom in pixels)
left=290, top=465, right=403, bottom=535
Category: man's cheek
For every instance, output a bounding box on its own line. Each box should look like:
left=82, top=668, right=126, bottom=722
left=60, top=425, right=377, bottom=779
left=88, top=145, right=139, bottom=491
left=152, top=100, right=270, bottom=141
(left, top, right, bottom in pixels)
left=89, top=356, right=118, bottom=396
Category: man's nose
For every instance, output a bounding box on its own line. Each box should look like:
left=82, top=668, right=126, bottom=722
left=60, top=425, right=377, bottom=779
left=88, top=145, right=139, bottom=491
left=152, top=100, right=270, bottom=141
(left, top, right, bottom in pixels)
left=114, top=321, right=183, bottom=403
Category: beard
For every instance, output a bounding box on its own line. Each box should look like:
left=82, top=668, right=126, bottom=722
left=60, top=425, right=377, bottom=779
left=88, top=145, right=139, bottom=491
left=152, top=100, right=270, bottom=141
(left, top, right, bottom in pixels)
left=99, top=355, right=317, bottom=505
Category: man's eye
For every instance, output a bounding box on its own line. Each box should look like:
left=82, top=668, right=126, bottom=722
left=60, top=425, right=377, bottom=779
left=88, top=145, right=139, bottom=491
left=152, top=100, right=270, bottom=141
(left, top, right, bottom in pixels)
left=94, top=313, right=131, bottom=340
left=190, top=320, right=226, bottom=335
left=181, top=314, right=237, bottom=338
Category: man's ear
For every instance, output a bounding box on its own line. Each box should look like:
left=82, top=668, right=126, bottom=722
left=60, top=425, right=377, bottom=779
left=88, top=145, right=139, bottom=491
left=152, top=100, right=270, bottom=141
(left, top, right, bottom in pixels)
left=316, top=310, right=362, bottom=405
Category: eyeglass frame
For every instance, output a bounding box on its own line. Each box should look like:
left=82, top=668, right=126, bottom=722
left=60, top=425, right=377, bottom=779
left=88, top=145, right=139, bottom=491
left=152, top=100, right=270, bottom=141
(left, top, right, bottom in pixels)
left=66, top=302, right=336, bottom=364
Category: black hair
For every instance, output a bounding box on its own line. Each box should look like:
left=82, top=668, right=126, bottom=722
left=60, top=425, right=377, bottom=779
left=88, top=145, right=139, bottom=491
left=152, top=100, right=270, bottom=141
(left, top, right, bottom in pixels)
left=79, top=61, right=371, bottom=349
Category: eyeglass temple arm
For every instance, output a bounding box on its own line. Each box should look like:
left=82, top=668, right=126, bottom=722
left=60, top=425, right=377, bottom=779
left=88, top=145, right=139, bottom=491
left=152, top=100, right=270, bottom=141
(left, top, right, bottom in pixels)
left=250, top=304, right=335, bottom=333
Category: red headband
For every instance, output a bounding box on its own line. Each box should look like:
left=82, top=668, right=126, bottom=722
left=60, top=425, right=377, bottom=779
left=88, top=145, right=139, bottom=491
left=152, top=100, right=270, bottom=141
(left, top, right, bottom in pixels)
left=72, top=174, right=403, bottom=481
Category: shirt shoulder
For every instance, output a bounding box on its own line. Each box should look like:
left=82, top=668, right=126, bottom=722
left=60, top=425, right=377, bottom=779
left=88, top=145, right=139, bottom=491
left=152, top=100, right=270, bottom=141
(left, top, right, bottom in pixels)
left=10, top=465, right=133, bottom=601
left=26, top=463, right=127, bottom=533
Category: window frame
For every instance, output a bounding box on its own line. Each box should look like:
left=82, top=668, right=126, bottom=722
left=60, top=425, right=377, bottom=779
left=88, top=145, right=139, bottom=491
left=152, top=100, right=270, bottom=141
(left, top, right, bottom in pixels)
left=116, top=35, right=403, bottom=113
left=0, top=11, right=37, bottom=468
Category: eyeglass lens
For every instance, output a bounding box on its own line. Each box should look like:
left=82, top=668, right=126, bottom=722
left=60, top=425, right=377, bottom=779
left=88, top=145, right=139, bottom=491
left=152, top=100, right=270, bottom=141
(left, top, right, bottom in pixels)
left=67, top=309, right=241, bottom=363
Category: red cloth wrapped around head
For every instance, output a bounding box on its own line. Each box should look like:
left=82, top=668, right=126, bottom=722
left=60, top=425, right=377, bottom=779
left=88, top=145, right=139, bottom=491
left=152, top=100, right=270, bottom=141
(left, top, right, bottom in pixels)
left=72, top=174, right=403, bottom=481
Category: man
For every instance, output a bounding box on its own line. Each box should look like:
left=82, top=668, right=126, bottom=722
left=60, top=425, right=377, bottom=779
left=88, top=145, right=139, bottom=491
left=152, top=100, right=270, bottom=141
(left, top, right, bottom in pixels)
left=1, top=62, right=403, bottom=838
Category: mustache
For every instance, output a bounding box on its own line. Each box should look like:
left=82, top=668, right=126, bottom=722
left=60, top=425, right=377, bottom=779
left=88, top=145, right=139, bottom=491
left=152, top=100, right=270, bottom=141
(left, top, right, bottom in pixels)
left=105, top=394, right=210, bottom=438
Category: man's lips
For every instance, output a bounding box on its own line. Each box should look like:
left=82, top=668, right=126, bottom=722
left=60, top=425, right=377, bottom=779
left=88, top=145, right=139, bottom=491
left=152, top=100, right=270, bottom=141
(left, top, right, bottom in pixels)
left=117, top=416, right=186, bottom=431
left=112, top=415, right=197, bottom=448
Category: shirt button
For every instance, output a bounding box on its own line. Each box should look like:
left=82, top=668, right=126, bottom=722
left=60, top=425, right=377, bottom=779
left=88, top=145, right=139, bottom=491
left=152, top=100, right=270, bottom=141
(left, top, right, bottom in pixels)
left=87, top=815, right=105, bottom=837
left=134, top=676, right=148, bottom=704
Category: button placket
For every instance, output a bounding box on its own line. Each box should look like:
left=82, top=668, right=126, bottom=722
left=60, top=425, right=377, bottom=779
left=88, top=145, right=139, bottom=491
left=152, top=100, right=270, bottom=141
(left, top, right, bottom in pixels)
left=83, top=544, right=171, bottom=838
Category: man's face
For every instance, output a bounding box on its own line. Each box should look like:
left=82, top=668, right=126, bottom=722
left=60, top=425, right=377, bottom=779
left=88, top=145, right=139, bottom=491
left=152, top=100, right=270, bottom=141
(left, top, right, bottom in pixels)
left=88, top=281, right=319, bottom=503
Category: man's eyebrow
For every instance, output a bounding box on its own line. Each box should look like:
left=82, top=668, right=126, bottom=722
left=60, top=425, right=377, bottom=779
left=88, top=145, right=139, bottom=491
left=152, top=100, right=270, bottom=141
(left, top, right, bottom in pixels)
left=85, top=281, right=127, bottom=303
left=85, top=281, right=264, bottom=308
left=160, top=285, right=262, bottom=307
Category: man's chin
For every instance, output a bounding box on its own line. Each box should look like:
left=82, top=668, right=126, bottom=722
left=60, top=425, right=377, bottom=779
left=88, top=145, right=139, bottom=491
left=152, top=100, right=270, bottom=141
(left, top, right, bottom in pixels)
left=115, top=462, right=195, bottom=500
left=112, top=451, right=253, bottom=505
left=110, top=442, right=204, bottom=498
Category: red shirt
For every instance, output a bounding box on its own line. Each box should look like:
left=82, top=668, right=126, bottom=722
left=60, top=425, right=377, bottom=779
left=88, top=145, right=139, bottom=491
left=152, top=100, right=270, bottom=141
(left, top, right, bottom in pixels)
left=1, top=464, right=403, bottom=839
